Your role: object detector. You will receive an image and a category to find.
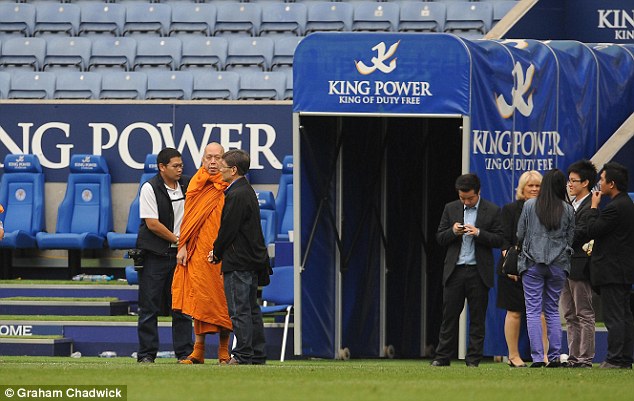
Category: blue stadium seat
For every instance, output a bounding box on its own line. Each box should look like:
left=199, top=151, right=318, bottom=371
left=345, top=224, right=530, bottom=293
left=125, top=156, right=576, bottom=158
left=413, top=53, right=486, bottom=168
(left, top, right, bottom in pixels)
left=145, top=70, right=193, bottom=100
left=0, top=3, right=36, bottom=39
left=8, top=71, right=55, bottom=99
left=169, top=3, right=215, bottom=37
left=33, top=3, right=80, bottom=37
left=0, top=71, right=9, bottom=98
left=261, top=265, right=294, bottom=362
left=237, top=70, right=285, bottom=100
left=0, top=37, right=46, bottom=71
left=107, top=153, right=157, bottom=250
left=352, top=2, right=399, bottom=32
left=256, top=190, right=277, bottom=246
left=214, top=2, right=262, bottom=37
left=444, top=2, right=493, bottom=38
left=78, top=2, right=125, bottom=37
left=54, top=71, right=101, bottom=99
left=282, top=68, right=292, bottom=100
left=43, top=37, right=91, bottom=72
left=0, top=154, right=45, bottom=249
left=306, top=2, right=353, bottom=34
left=275, top=155, right=293, bottom=241
left=272, top=36, right=303, bottom=72
left=226, top=37, right=274, bottom=72
left=260, top=2, right=307, bottom=37
left=88, top=37, right=137, bottom=71
left=398, top=1, right=446, bottom=32
left=122, top=3, right=171, bottom=37
left=191, top=70, right=239, bottom=100
left=36, top=154, right=113, bottom=277
left=133, top=37, right=182, bottom=71
left=100, top=71, right=147, bottom=99
left=492, top=1, right=518, bottom=28
left=179, top=36, right=228, bottom=71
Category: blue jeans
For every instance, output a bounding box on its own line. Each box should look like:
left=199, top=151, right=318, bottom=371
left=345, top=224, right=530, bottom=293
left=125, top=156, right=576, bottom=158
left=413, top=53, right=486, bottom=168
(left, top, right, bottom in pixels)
left=522, top=263, right=566, bottom=363
left=223, top=270, right=266, bottom=364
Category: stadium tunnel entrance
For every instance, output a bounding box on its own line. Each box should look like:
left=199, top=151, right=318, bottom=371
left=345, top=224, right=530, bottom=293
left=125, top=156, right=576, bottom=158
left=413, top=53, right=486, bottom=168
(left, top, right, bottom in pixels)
left=291, top=33, right=634, bottom=359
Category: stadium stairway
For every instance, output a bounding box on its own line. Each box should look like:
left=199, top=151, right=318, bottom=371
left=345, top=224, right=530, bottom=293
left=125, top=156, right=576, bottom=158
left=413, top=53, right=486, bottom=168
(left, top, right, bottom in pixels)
left=0, top=281, right=294, bottom=359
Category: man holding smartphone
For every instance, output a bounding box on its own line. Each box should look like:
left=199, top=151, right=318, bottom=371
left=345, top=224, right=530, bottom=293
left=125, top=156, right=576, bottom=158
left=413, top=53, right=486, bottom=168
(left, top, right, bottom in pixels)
left=431, top=174, right=503, bottom=367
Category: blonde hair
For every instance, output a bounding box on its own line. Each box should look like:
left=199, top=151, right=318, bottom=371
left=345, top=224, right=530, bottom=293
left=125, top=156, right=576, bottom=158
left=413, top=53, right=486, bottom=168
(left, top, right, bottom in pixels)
left=516, top=170, right=543, bottom=200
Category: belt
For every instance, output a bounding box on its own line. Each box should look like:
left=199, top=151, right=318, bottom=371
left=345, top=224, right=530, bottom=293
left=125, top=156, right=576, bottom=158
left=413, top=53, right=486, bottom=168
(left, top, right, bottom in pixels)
left=456, top=264, right=477, bottom=268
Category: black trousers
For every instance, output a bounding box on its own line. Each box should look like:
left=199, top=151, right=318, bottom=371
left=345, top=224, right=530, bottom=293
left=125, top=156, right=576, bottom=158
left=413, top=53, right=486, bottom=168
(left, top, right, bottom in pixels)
left=137, top=251, right=193, bottom=360
left=600, top=283, right=634, bottom=367
left=435, top=265, right=489, bottom=365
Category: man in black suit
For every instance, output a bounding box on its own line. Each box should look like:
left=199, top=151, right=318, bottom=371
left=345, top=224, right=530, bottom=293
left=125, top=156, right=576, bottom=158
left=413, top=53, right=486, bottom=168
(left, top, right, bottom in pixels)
left=588, top=162, right=634, bottom=369
left=209, top=149, right=268, bottom=365
left=431, top=174, right=503, bottom=367
left=560, top=159, right=597, bottom=368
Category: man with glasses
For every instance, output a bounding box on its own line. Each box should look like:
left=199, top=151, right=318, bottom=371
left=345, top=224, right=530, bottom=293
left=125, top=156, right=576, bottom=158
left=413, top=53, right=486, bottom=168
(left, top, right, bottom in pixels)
left=560, top=159, right=597, bottom=368
left=209, top=149, right=269, bottom=365
left=431, top=174, right=503, bottom=367
left=136, top=147, right=193, bottom=363
left=588, top=162, right=634, bottom=369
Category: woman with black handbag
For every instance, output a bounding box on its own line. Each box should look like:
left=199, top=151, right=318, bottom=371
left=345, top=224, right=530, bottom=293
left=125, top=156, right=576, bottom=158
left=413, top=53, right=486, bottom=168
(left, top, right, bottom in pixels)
left=497, top=170, right=546, bottom=368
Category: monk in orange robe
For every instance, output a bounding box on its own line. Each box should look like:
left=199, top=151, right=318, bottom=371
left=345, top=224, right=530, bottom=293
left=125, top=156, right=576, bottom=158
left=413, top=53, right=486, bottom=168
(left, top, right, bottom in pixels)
left=172, top=143, right=232, bottom=364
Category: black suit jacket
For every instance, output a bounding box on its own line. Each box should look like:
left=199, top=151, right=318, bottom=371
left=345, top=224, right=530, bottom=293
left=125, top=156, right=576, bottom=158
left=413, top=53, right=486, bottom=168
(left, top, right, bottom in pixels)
left=436, top=198, right=504, bottom=288
left=569, top=194, right=593, bottom=281
left=587, top=191, right=634, bottom=286
left=213, top=177, right=268, bottom=273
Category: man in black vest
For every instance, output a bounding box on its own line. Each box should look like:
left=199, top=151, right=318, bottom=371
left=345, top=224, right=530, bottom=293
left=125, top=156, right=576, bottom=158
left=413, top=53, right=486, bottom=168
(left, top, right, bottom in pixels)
left=136, top=148, right=193, bottom=363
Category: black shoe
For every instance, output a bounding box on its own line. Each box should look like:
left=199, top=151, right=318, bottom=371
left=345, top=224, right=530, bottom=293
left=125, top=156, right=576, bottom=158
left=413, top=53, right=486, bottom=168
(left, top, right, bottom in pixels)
left=466, top=362, right=479, bottom=368
left=508, top=360, right=527, bottom=368
left=530, top=362, right=546, bottom=368
left=138, top=356, right=155, bottom=363
left=599, top=361, right=631, bottom=369
left=430, top=360, right=450, bottom=367
left=546, top=360, right=563, bottom=368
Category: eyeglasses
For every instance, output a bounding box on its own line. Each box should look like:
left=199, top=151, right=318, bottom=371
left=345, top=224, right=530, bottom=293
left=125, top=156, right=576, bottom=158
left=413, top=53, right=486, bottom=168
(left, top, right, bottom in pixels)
left=218, top=165, right=234, bottom=171
left=568, top=178, right=582, bottom=184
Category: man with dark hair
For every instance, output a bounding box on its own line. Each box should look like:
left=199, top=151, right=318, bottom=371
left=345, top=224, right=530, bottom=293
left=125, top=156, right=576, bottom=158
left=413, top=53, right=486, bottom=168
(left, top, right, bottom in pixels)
left=431, top=173, right=503, bottom=367
left=561, top=159, right=597, bottom=368
left=136, top=147, right=193, bottom=363
left=209, top=149, right=268, bottom=365
left=588, top=161, right=634, bottom=369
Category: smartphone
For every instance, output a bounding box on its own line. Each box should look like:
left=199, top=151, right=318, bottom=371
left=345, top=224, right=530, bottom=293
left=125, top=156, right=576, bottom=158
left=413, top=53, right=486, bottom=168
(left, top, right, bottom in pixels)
left=458, top=224, right=465, bottom=229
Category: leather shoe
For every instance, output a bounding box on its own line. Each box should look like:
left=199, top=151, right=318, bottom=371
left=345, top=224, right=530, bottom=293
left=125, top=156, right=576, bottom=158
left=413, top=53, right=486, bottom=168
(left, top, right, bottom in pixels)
left=530, top=362, right=546, bottom=368
left=227, top=357, right=241, bottom=365
left=430, top=360, right=450, bottom=367
left=138, top=356, right=155, bottom=363
left=466, top=362, right=479, bottom=368
left=599, top=361, right=631, bottom=369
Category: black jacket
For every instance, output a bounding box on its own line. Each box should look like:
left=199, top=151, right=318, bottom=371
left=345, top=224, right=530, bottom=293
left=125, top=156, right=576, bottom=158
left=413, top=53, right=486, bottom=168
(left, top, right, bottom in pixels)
left=569, top=194, right=593, bottom=281
left=587, top=191, right=634, bottom=286
left=213, top=177, right=268, bottom=272
left=136, top=173, right=190, bottom=256
left=436, top=198, right=504, bottom=288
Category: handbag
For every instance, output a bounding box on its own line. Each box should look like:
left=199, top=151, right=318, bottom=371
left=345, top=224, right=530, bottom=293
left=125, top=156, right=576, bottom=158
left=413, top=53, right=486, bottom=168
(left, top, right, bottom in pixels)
left=501, top=245, right=520, bottom=276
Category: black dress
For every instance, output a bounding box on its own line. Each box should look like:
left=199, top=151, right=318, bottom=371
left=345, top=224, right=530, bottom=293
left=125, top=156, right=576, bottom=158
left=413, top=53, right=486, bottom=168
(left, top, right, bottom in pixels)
left=496, top=200, right=526, bottom=312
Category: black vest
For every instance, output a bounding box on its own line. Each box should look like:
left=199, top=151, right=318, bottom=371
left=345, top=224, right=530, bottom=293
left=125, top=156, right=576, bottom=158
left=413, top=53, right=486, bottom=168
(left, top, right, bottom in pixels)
left=136, top=173, right=190, bottom=255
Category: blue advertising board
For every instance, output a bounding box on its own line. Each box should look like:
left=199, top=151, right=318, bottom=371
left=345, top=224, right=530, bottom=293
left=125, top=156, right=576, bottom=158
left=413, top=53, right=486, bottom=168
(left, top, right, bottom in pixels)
left=0, top=103, right=292, bottom=184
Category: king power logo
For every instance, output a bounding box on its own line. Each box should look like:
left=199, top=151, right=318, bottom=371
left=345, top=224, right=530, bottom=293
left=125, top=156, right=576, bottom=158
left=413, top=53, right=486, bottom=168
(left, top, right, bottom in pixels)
left=355, top=41, right=400, bottom=75
left=496, top=62, right=535, bottom=119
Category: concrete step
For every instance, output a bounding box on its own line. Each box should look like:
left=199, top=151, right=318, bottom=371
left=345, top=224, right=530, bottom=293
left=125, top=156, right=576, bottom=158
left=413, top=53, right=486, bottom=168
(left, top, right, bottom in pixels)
left=0, top=299, right=130, bottom=316
left=0, top=337, right=73, bottom=356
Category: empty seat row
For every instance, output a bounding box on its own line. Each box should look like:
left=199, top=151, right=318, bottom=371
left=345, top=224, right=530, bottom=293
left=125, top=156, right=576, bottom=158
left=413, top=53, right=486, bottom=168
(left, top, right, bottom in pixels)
left=0, top=36, right=302, bottom=72
left=0, top=69, right=292, bottom=100
left=0, top=1, right=516, bottom=38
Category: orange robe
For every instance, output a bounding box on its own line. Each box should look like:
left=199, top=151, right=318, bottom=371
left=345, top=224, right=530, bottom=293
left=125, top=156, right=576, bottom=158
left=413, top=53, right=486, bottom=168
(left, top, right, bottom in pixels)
left=172, top=167, right=232, bottom=334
